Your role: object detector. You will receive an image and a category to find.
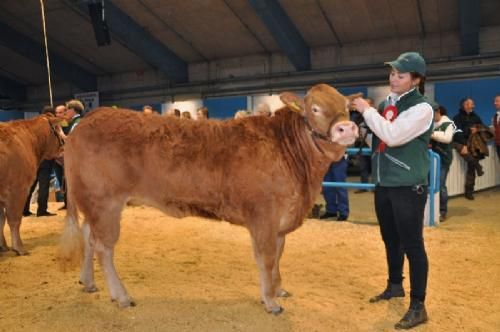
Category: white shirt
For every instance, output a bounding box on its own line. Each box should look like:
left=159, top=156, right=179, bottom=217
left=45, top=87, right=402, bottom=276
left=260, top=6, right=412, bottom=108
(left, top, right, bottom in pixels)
left=362, top=89, right=434, bottom=147
left=431, top=115, right=455, bottom=144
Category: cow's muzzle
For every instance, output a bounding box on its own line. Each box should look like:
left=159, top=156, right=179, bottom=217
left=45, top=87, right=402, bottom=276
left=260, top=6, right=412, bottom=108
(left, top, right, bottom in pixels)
left=330, top=121, right=359, bottom=146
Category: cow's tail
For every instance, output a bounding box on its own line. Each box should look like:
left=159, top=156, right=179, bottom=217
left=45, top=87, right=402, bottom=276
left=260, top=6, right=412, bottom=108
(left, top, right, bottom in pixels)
left=58, top=191, right=83, bottom=271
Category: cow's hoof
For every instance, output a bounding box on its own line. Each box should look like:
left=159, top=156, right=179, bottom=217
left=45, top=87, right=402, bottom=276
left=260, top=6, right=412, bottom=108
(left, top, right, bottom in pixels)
left=13, top=248, right=28, bottom=256
left=277, top=289, right=292, bottom=298
left=81, top=285, right=99, bottom=293
left=268, top=306, right=284, bottom=315
left=0, top=246, right=9, bottom=252
left=116, top=297, right=136, bottom=308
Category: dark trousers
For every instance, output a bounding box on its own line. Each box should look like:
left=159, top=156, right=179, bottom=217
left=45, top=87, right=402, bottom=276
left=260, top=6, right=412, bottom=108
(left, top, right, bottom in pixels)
left=465, top=159, right=477, bottom=194
left=374, top=185, right=428, bottom=302
left=53, top=162, right=64, bottom=190
left=23, top=160, right=54, bottom=214
left=439, top=165, right=450, bottom=216
left=497, top=145, right=500, bottom=161
left=323, top=158, right=349, bottom=217
left=358, top=154, right=371, bottom=183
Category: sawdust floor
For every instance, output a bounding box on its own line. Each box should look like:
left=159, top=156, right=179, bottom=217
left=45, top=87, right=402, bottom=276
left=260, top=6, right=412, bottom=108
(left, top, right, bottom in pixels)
left=1, top=188, right=499, bottom=332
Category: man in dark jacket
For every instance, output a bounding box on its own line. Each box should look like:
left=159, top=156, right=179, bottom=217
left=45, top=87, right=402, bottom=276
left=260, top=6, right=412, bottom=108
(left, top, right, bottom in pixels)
left=452, top=97, right=484, bottom=200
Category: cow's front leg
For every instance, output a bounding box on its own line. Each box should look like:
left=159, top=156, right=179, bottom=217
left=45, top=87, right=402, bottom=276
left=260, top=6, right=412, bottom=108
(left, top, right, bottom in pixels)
left=250, top=230, right=282, bottom=315
left=273, top=235, right=291, bottom=298
left=79, top=222, right=98, bottom=292
left=0, top=207, right=9, bottom=252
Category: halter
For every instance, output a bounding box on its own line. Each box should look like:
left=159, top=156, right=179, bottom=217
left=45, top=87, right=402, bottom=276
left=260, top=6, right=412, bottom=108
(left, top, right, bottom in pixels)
left=303, top=116, right=334, bottom=145
left=47, top=119, right=65, bottom=147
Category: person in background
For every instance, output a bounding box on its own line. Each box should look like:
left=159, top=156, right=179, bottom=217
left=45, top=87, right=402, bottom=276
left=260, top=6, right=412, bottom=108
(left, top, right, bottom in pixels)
left=65, top=99, right=84, bottom=134
left=234, top=110, right=252, bottom=119
left=352, top=52, right=433, bottom=330
left=165, top=108, right=181, bottom=117
left=23, top=105, right=57, bottom=217
left=452, top=97, right=484, bottom=200
left=319, top=156, right=349, bottom=221
left=143, top=105, right=154, bottom=115
left=181, top=111, right=192, bottom=119
left=430, top=105, right=455, bottom=222
left=58, top=99, right=84, bottom=210
left=197, top=106, right=209, bottom=120
left=492, top=94, right=500, bottom=161
left=53, top=104, right=67, bottom=202
left=254, top=103, right=272, bottom=117
left=351, top=97, right=374, bottom=193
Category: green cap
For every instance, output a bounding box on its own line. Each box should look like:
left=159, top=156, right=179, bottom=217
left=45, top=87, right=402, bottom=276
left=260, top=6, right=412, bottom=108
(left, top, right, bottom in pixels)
left=385, top=52, right=426, bottom=76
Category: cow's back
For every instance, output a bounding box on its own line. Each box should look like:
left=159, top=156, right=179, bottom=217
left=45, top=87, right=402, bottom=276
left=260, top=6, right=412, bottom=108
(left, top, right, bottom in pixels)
left=64, top=107, right=309, bottom=224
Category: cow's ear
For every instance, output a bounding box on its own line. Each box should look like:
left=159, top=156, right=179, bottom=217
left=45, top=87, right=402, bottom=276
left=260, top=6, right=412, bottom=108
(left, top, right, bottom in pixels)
left=280, top=92, right=304, bottom=113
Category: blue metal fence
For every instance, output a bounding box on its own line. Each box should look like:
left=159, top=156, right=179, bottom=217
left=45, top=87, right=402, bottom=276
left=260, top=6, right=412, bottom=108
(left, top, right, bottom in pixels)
left=322, top=148, right=441, bottom=226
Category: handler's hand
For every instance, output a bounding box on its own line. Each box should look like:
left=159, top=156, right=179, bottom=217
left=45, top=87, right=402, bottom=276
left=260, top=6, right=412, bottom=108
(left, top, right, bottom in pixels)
left=460, top=145, right=468, bottom=155
left=351, top=97, right=370, bottom=114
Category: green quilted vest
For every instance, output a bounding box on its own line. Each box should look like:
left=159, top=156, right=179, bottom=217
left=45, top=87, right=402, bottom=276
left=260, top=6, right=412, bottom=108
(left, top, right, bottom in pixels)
left=372, top=89, right=433, bottom=187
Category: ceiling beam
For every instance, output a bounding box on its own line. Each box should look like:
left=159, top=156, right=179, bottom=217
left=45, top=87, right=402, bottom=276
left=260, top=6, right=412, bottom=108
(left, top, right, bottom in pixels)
left=248, top=0, right=310, bottom=71
left=0, top=21, right=97, bottom=92
left=0, top=75, right=27, bottom=101
left=459, top=0, right=480, bottom=56
left=71, top=0, right=188, bottom=83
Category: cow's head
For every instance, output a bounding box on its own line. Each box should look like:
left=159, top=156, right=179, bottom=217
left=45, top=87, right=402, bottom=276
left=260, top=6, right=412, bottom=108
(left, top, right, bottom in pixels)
left=41, top=114, right=65, bottom=159
left=280, top=84, right=359, bottom=146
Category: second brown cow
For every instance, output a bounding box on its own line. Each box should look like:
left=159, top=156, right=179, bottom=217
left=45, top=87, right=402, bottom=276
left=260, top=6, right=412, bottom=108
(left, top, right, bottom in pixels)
left=59, top=84, right=359, bottom=313
left=0, top=115, right=63, bottom=255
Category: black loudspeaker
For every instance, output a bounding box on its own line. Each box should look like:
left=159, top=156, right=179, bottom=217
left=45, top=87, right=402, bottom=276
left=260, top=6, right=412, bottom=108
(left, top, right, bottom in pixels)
left=88, top=1, right=111, bottom=47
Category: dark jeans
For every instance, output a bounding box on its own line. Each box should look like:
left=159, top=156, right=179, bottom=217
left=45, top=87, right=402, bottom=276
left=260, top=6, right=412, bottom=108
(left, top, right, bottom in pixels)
left=53, top=162, right=64, bottom=190
left=439, top=165, right=450, bottom=216
left=323, top=158, right=349, bottom=217
left=374, top=185, right=429, bottom=302
left=358, top=154, right=371, bottom=183
left=23, top=160, right=54, bottom=214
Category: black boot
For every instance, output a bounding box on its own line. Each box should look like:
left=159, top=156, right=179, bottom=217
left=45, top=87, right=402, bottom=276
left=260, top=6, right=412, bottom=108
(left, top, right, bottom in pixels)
left=395, top=298, right=428, bottom=329
left=369, top=280, right=405, bottom=303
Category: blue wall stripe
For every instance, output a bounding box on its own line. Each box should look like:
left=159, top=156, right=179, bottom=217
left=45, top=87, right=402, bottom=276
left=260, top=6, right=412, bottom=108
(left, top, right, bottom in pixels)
left=434, top=77, right=500, bottom=124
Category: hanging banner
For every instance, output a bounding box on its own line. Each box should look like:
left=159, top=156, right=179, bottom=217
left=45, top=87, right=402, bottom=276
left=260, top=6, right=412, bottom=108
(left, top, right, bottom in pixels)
left=74, top=91, right=99, bottom=115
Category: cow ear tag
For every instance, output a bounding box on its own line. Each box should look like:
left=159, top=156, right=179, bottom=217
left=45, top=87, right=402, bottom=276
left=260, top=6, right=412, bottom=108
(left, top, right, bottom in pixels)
left=280, top=92, right=304, bottom=113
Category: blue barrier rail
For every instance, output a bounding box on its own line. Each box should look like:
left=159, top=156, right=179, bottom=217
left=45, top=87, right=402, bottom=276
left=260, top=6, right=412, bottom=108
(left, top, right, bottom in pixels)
left=322, top=149, right=441, bottom=227
left=428, top=150, right=441, bottom=227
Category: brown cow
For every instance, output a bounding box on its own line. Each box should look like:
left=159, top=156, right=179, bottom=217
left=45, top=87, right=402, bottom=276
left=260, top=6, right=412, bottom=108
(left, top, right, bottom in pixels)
left=59, top=84, right=359, bottom=313
left=0, top=115, right=63, bottom=255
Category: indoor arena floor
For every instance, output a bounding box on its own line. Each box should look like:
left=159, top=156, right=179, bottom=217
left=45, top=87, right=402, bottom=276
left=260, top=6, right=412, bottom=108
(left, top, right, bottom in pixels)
left=1, top=187, right=499, bottom=331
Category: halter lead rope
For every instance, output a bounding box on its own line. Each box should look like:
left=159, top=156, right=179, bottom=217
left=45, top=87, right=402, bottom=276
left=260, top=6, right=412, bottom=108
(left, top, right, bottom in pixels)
left=40, top=0, right=54, bottom=107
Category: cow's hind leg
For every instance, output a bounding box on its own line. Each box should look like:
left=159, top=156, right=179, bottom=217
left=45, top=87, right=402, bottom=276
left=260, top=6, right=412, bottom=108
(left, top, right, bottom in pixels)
left=95, top=240, right=135, bottom=307
left=79, top=221, right=98, bottom=293
left=273, top=235, right=291, bottom=298
left=5, top=199, right=27, bottom=255
left=91, top=203, right=135, bottom=307
left=0, top=207, right=8, bottom=252
left=250, top=229, right=282, bottom=314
